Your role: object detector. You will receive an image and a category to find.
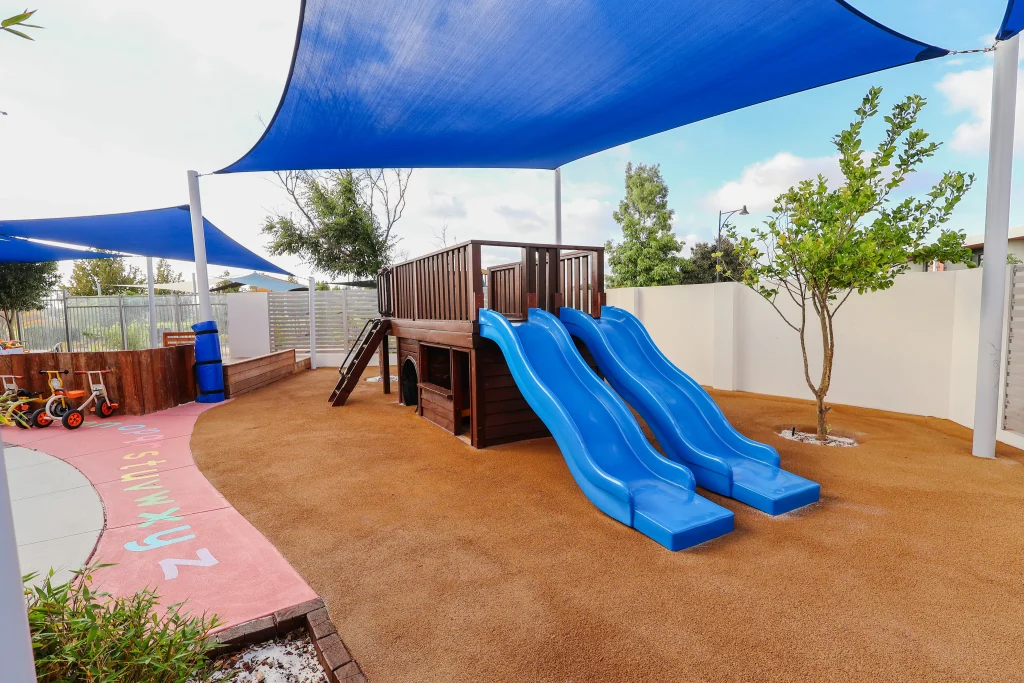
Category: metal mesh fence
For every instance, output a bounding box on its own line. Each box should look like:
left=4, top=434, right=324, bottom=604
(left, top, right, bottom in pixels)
left=8, top=293, right=229, bottom=354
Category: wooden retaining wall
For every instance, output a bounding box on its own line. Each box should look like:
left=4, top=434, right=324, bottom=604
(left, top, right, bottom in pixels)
left=0, top=347, right=196, bottom=416
left=223, top=350, right=304, bottom=399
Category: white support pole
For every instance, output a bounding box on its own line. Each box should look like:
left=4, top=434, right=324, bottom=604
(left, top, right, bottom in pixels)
left=146, top=257, right=158, bottom=348
left=973, top=33, right=1020, bottom=459
left=187, top=170, right=214, bottom=323
left=308, top=276, right=317, bottom=370
left=0, top=441, right=38, bottom=682
left=554, top=167, right=562, bottom=245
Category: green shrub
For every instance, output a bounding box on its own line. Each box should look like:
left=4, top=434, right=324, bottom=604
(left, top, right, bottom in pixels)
left=25, top=565, right=223, bottom=682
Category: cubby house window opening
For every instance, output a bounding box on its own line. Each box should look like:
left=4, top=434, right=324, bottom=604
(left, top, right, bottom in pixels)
left=423, top=344, right=452, bottom=390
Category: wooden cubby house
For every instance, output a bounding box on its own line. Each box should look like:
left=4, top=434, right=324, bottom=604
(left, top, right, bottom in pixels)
left=371, top=240, right=606, bottom=448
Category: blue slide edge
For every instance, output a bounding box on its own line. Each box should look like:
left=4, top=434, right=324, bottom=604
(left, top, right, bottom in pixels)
left=478, top=308, right=733, bottom=550
left=561, top=306, right=820, bottom=516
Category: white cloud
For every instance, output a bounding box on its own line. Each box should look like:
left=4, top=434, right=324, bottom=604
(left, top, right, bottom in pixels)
left=703, top=152, right=840, bottom=212
left=680, top=233, right=699, bottom=256
left=936, top=65, right=1024, bottom=154
left=394, top=170, right=618, bottom=264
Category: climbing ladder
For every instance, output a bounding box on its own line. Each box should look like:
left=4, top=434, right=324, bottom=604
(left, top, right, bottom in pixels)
left=329, top=317, right=391, bottom=406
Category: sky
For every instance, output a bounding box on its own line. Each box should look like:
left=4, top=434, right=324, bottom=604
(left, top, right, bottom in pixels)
left=0, top=0, right=1020, bottom=283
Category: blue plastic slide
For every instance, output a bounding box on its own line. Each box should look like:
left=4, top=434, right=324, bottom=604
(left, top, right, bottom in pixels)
left=561, top=306, right=819, bottom=515
left=478, top=308, right=733, bottom=550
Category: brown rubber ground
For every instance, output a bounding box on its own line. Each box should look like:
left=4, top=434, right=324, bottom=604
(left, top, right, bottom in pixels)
left=192, top=368, right=1024, bottom=683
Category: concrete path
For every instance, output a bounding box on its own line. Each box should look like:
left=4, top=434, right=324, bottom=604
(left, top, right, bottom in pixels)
left=1, top=401, right=317, bottom=631
left=5, top=444, right=103, bottom=587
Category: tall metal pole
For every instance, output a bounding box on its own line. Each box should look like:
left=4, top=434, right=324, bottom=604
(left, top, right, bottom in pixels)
left=187, top=170, right=213, bottom=322
left=118, top=294, right=128, bottom=350
left=973, top=33, right=1020, bottom=459
left=554, top=167, right=562, bottom=245
left=716, top=210, right=723, bottom=284
left=62, top=289, right=71, bottom=352
left=146, top=257, right=158, bottom=348
left=308, top=276, right=317, bottom=370
left=0, top=440, right=38, bottom=682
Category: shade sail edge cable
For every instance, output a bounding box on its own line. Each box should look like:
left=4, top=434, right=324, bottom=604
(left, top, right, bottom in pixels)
left=0, top=206, right=291, bottom=275
left=0, top=236, right=120, bottom=264
left=216, top=0, right=950, bottom=174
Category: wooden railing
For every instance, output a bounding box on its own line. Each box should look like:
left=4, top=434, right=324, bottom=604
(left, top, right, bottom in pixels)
left=489, top=261, right=523, bottom=319
left=378, top=240, right=605, bottom=322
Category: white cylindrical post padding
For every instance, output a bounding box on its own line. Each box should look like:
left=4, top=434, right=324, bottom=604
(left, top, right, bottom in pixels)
left=972, top=33, right=1020, bottom=459
left=0, top=441, right=37, bottom=682
left=308, top=276, right=317, bottom=370
left=187, top=170, right=214, bottom=322
left=554, top=167, right=562, bottom=245
left=146, top=257, right=158, bottom=348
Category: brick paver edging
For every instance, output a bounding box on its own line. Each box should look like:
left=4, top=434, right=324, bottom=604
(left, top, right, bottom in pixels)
left=207, top=596, right=367, bottom=682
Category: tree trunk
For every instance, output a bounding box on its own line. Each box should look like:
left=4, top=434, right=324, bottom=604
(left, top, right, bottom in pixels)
left=816, top=395, right=828, bottom=441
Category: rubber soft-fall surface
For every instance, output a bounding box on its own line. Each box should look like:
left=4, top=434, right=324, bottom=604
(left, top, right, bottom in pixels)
left=562, top=306, right=820, bottom=515
left=478, top=308, right=733, bottom=550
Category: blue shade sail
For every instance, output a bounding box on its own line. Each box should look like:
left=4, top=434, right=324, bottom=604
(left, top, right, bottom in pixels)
left=0, top=206, right=290, bottom=275
left=1000, top=0, right=1024, bottom=39
left=0, top=236, right=118, bottom=264
left=219, top=0, right=947, bottom=173
left=214, top=272, right=306, bottom=292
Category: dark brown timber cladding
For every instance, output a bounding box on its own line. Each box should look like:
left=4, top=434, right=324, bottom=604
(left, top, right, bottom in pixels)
left=476, top=338, right=548, bottom=447
left=419, top=383, right=455, bottom=432
left=0, top=347, right=196, bottom=416
left=389, top=319, right=475, bottom=348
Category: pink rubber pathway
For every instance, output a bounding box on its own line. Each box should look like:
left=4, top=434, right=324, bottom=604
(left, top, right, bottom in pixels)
left=1, top=402, right=317, bottom=631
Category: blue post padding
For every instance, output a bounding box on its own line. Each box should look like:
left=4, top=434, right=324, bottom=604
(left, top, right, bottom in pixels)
left=192, top=320, right=225, bottom=403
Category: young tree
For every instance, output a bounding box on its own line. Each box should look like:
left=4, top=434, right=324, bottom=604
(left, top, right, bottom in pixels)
left=265, top=169, right=410, bottom=279
left=0, top=261, right=60, bottom=339
left=67, top=253, right=143, bottom=295
left=728, top=87, right=974, bottom=440
left=682, top=236, right=749, bottom=285
left=153, top=258, right=182, bottom=294
left=606, top=162, right=685, bottom=287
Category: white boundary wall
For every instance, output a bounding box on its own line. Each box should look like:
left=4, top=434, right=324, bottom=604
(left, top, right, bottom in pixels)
left=607, top=267, right=1024, bottom=450
left=225, top=292, right=393, bottom=369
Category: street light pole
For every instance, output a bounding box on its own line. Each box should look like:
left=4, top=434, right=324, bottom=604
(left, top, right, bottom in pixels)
left=716, top=205, right=748, bottom=283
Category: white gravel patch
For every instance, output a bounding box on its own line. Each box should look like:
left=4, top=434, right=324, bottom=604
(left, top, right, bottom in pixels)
left=778, top=429, right=857, bottom=447
left=206, top=631, right=328, bottom=683
left=365, top=374, right=398, bottom=383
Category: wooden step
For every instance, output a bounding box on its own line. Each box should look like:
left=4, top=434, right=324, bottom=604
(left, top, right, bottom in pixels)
left=329, top=319, right=391, bottom=406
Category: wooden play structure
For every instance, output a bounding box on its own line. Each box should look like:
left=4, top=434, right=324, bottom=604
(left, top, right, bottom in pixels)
left=330, top=240, right=604, bottom=448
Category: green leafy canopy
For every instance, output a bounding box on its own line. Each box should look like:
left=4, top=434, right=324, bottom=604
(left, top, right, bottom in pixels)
left=67, top=252, right=144, bottom=296
left=264, top=169, right=410, bottom=279
left=0, top=261, right=60, bottom=339
left=606, top=162, right=685, bottom=287
left=726, top=87, right=974, bottom=439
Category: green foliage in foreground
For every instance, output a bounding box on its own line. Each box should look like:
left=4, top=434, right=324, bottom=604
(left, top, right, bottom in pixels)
left=2, top=9, right=41, bottom=40
left=0, top=261, right=60, bottom=340
left=26, top=565, right=222, bottom=683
